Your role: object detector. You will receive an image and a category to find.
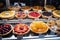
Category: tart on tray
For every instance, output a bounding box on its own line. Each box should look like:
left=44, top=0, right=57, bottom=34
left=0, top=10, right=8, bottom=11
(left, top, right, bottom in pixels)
left=0, top=24, right=13, bottom=36
left=42, top=12, right=52, bottom=18
left=13, top=24, right=30, bottom=35
left=47, top=20, right=55, bottom=27
left=21, top=6, right=31, bottom=10
left=8, top=6, right=21, bottom=11
left=33, top=6, right=43, bottom=11
left=0, top=11, right=15, bottom=19
left=15, top=12, right=27, bottom=19
left=30, top=21, right=49, bottom=34
left=44, top=5, right=55, bottom=11
left=53, top=10, right=60, bottom=18
left=28, top=11, right=41, bottom=18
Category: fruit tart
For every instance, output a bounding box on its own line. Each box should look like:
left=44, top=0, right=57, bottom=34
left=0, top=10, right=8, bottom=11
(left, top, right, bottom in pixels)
left=0, top=11, right=15, bottom=19
left=44, top=5, right=55, bottom=11
left=30, top=21, right=49, bottom=34
left=47, top=20, right=55, bottom=27
left=28, top=11, right=41, bottom=18
left=53, top=10, right=60, bottom=18
left=15, top=12, right=27, bottom=19
left=21, top=6, right=31, bottom=10
left=42, top=12, right=52, bottom=18
left=8, top=6, right=21, bottom=11
left=33, top=6, right=43, bottom=11
left=13, top=24, right=30, bottom=35
left=0, top=24, right=13, bottom=36
left=56, top=20, right=60, bottom=28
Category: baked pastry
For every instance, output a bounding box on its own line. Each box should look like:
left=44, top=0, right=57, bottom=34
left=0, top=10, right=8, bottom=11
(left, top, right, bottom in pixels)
left=53, top=10, right=60, bottom=18
left=56, top=20, right=60, bottom=28
left=47, top=20, right=55, bottom=27
left=42, top=12, right=52, bottom=18
left=33, top=6, right=43, bottom=11
left=13, top=24, right=30, bottom=35
left=44, top=5, right=55, bottom=11
left=28, top=11, right=41, bottom=18
left=22, top=6, right=31, bottom=10
left=8, top=6, right=20, bottom=11
left=30, top=21, right=49, bottom=34
left=0, top=24, right=12, bottom=36
left=0, top=11, right=15, bottom=19
left=15, top=12, right=27, bottom=19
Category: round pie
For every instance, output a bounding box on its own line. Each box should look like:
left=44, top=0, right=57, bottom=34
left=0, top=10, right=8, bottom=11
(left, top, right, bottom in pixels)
left=30, top=21, right=49, bottom=34
left=42, top=12, right=52, bottom=18
left=21, top=6, right=31, bottom=10
left=0, top=11, right=15, bottom=19
left=53, top=10, right=60, bottom=18
left=15, top=12, right=27, bottom=19
left=8, top=6, right=21, bottom=11
left=0, top=24, right=13, bottom=36
left=56, top=20, right=60, bottom=28
left=13, top=24, right=30, bottom=35
left=33, top=6, right=43, bottom=11
left=44, top=5, right=55, bottom=11
left=28, top=11, right=41, bottom=18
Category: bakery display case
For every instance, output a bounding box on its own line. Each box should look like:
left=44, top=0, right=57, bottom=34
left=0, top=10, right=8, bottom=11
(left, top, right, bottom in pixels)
left=0, top=0, right=60, bottom=40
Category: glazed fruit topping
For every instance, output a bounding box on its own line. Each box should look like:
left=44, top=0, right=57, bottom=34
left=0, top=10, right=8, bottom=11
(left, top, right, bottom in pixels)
left=29, top=12, right=40, bottom=17
left=43, top=12, right=52, bottom=16
left=0, top=24, right=11, bottom=34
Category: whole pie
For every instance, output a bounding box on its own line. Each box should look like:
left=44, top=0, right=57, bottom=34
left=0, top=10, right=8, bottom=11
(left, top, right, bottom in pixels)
left=0, top=24, right=12, bottom=36
left=0, top=11, right=15, bottom=19
left=42, top=12, right=52, bottom=18
left=21, top=6, right=31, bottom=10
left=8, top=6, right=21, bottom=11
left=15, top=12, right=27, bottom=19
left=53, top=10, right=60, bottom=18
left=28, top=11, right=41, bottom=18
left=44, top=5, right=55, bottom=11
left=13, top=24, right=30, bottom=35
left=33, top=6, right=43, bottom=11
left=30, top=21, right=49, bottom=34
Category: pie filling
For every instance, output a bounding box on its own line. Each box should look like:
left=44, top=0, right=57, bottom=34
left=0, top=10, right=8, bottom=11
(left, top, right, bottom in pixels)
left=29, top=12, right=40, bottom=17
left=14, top=24, right=29, bottom=34
left=43, top=12, right=52, bottom=16
left=0, top=24, right=11, bottom=35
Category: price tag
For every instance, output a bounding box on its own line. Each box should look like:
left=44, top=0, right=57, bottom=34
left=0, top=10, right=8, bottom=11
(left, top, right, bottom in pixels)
left=38, top=10, right=42, bottom=13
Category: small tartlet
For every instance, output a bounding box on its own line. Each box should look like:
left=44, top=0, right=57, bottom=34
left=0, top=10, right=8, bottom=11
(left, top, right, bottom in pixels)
left=0, top=11, right=15, bottom=19
left=15, top=12, right=27, bottom=19
left=13, top=24, right=30, bottom=35
left=21, top=6, right=31, bottom=10
left=44, top=5, right=55, bottom=11
left=42, top=12, right=52, bottom=18
left=32, top=6, right=43, bottom=11
left=30, top=21, right=49, bottom=34
left=8, top=6, right=21, bottom=11
left=53, top=10, right=60, bottom=18
left=28, top=11, right=41, bottom=18
left=0, top=24, right=13, bottom=36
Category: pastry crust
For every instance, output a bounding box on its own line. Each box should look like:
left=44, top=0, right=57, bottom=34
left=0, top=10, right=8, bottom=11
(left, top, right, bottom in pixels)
left=0, top=11, right=15, bottom=19
left=22, top=6, right=31, bottom=10
left=33, top=6, right=43, bottom=11
left=8, top=6, right=20, bottom=11
left=53, top=10, right=60, bottom=18
left=13, top=24, right=30, bottom=35
left=44, top=5, right=55, bottom=11
left=28, top=12, right=41, bottom=18
left=0, top=25, right=13, bottom=36
left=30, top=21, right=49, bottom=34
left=15, top=12, right=27, bottom=19
left=42, top=15, right=52, bottom=18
